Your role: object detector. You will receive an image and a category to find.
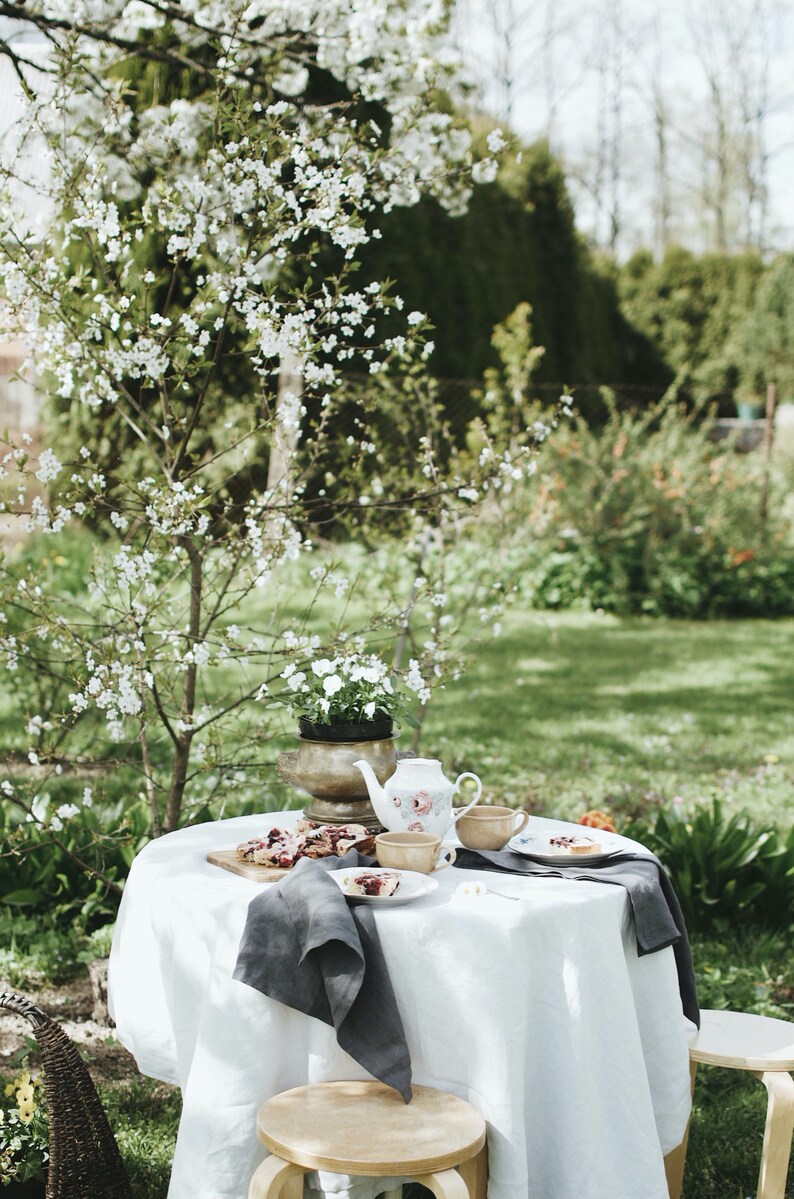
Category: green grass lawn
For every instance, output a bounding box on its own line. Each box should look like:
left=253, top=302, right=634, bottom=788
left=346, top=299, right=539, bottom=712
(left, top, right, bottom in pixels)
left=419, top=609, right=794, bottom=832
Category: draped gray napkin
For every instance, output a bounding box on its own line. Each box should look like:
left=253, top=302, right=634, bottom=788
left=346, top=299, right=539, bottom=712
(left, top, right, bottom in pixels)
left=233, top=849, right=412, bottom=1102
left=453, top=847, right=699, bottom=1028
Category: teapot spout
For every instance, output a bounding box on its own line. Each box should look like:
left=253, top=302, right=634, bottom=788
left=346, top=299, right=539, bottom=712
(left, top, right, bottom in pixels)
left=352, top=759, right=391, bottom=826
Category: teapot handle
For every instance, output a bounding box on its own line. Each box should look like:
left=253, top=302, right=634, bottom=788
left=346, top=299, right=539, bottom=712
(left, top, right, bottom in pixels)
left=450, top=772, right=483, bottom=821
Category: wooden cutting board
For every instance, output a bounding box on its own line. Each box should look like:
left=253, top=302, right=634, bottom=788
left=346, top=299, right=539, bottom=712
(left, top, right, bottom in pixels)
left=206, top=849, right=291, bottom=882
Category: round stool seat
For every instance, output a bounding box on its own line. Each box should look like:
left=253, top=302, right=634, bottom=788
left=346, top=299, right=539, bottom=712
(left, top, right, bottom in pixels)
left=257, top=1081, right=486, bottom=1175
left=690, top=1010, right=794, bottom=1072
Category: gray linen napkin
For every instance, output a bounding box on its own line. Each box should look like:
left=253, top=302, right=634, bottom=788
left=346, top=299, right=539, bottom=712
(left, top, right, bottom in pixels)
left=453, top=847, right=699, bottom=1028
left=233, top=850, right=412, bottom=1102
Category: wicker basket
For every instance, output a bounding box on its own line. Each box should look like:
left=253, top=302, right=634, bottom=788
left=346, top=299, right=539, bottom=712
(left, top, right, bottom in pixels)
left=0, top=991, right=132, bottom=1199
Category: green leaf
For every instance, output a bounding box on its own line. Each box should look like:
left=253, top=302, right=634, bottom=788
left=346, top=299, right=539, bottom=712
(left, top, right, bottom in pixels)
left=1, top=889, right=44, bottom=906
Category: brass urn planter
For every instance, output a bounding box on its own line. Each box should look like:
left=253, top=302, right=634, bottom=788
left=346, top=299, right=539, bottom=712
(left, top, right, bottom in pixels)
left=276, top=728, right=397, bottom=831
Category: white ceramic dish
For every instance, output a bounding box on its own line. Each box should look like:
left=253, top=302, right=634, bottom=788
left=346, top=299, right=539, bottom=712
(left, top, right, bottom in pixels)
left=508, top=829, right=626, bottom=866
left=331, top=866, right=439, bottom=905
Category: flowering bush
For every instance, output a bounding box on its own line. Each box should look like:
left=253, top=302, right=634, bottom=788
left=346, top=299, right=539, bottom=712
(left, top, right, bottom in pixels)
left=279, top=652, right=425, bottom=729
left=0, top=1069, right=48, bottom=1186
left=520, top=391, right=794, bottom=617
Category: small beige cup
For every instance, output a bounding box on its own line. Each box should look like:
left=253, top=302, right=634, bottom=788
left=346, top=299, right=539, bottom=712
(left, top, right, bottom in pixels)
left=455, top=806, right=529, bottom=851
left=375, top=831, right=456, bottom=874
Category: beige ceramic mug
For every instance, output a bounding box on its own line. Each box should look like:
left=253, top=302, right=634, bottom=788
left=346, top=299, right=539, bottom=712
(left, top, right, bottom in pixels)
left=375, top=831, right=456, bottom=874
left=455, top=806, right=529, bottom=851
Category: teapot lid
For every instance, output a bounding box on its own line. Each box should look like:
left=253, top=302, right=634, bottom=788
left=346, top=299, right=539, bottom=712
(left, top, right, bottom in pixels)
left=399, top=757, right=441, bottom=766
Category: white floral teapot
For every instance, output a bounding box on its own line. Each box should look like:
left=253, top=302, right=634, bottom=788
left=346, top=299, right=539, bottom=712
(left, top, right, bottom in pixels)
left=353, top=757, right=482, bottom=840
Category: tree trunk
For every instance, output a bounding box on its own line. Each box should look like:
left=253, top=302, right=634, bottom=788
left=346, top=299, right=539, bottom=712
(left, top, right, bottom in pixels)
left=267, top=349, right=304, bottom=502
left=163, top=536, right=202, bottom=833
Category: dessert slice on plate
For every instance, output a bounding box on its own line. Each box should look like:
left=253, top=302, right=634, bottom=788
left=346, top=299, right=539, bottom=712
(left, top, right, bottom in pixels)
left=547, top=834, right=601, bottom=856
left=339, top=870, right=401, bottom=898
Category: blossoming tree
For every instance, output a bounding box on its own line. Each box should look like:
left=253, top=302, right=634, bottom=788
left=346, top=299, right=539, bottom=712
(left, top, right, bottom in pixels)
left=0, top=1, right=550, bottom=896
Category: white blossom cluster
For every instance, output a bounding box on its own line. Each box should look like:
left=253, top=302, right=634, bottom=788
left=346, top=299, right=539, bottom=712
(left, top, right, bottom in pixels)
left=0, top=0, right=493, bottom=414
left=69, top=650, right=154, bottom=741
left=9, top=782, right=95, bottom=834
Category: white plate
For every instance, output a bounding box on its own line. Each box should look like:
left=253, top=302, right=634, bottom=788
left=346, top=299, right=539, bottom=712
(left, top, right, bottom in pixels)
left=331, top=867, right=439, bottom=905
left=508, top=829, right=625, bottom=865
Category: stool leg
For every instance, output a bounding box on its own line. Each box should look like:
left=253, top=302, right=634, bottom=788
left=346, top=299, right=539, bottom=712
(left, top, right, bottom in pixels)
left=665, top=1060, right=697, bottom=1199
left=249, top=1154, right=306, bottom=1199
left=457, top=1144, right=488, bottom=1199
left=380, top=1189, right=403, bottom=1199
left=413, top=1168, right=471, bottom=1199
left=754, top=1070, right=794, bottom=1199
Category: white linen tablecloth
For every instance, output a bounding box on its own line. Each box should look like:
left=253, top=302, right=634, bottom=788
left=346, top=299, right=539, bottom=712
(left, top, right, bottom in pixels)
left=108, top=811, right=694, bottom=1199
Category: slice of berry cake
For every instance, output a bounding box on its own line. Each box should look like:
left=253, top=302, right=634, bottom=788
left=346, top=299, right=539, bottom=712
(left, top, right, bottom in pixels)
left=339, top=870, right=401, bottom=897
left=547, top=834, right=601, bottom=856
left=235, top=821, right=375, bottom=869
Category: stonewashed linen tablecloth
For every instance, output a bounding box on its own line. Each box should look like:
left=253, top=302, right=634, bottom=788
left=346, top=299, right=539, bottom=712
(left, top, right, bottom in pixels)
left=108, top=810, right=695, bottom=1199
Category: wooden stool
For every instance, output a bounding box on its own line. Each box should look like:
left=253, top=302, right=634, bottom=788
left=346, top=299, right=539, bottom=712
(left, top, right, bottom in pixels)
left=666, top=1009, right=794, bottom=1199
left=248, top=1081, right=488, bottom=1199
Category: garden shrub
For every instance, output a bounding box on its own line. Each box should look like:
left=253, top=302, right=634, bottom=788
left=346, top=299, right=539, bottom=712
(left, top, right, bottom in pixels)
left=522, top=392, right=794, bottom=617
left=626, top=799, right=794, bottom=933
left=0, top=788, right=150, bottom=926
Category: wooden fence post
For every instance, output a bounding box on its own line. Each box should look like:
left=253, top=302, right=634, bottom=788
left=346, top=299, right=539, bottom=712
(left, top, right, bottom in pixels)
left=759, top=381, right=777, bottom=533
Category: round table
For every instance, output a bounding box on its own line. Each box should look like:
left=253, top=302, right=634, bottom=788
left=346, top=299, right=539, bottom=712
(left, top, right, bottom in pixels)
left=108, top=811, right=694, bottom=1199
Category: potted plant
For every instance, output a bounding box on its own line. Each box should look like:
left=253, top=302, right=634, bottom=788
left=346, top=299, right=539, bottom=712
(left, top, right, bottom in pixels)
left=274, top=652, right=425, bottom=828
left=280, top=653, right=421, bottom=741
left=0, top=1070, right=48, bottom=1199
left=734, top=391, right=764, bottom=421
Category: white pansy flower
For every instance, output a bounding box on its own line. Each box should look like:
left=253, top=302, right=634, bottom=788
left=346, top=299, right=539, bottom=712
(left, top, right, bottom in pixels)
left=323, top=675, right=343, bottom=696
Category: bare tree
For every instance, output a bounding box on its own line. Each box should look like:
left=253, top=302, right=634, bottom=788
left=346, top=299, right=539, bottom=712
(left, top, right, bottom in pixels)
left=688, top=3, right=735, bottom=250
left=451, top=0, right=794, bottom=257
left=540, top=0, right=584, bottom=146
left=727, top=0, right=782, bottom=252
left=686, top=0, right=788, bottom=253
left=488, top=0, right=536, bottom=125
left=586, top=0, right=627, bottom=253
left=647, top=8, right=674, bottom=254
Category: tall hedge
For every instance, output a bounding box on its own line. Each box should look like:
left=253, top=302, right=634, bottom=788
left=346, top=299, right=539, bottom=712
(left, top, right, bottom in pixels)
left=618, top=247, right=765, bottom=412
left=361, top=141, right=667, bottom=408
